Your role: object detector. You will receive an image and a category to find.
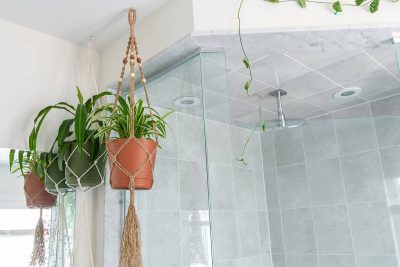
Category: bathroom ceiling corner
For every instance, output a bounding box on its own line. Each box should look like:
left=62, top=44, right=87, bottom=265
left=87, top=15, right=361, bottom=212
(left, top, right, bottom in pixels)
left=0, top=0, right=173, bottom=50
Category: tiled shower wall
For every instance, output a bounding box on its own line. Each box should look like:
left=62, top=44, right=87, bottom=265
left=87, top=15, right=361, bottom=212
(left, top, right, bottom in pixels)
left=262, top=94, right=400, bottom=267
left=206, top=120, right=272, bottom=267
left=131, top=109, right=272, bottom=267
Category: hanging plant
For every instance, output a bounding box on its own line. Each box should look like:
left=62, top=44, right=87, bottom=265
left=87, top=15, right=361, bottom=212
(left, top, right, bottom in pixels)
left=33, top=87, right=113, bottom=190
left=9, top=110, right=58, bottom=266
left=96, top=8, right=173, bottom=267
left=236, top=0, right=398, bottom=163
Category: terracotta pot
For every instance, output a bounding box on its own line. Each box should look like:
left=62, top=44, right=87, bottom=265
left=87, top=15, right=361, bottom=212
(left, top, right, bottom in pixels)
left=65, top=142, right=107, bottom=188
left=24, top=173, right=57, bottom=208
left=45, top=159, right=71, bottom=193
left=106, top=138, right=158, bottom=190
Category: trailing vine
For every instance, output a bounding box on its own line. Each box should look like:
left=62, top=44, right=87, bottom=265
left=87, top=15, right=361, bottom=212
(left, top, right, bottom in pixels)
left=237, top=0, right=398, bottom=164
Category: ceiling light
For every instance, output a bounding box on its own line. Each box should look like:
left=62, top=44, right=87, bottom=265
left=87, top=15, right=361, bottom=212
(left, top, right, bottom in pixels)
left=334, top=87, right=362, bottom=99
left=174, top=96, right=201, bottom=108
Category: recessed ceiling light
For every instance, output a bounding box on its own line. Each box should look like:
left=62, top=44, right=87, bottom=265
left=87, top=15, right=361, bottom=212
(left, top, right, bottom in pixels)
left=334, top=87, right=362, bottom=99
left=174, top=96, right=201, bottom=107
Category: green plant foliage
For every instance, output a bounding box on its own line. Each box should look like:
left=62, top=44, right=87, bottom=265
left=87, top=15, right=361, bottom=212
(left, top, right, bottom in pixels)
left=96, top=96, right=173, bottom=142
left=369, top=0, right=380, bottom=12
left=297, top=0, right=307, bottom=8
left=333, top=1, right=343, bottom=13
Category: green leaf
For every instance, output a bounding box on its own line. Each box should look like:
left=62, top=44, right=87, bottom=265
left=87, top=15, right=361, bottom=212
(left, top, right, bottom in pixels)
left=9, top=149, right=15, bottom=172
left=85, top=91, right=113, bottom=112
left=58, top=142, right=69, bottom=170
left=75, top=103, right=88, bottom=157
left=297, top=0, right=307, bottom=8
left=77, top=86, right=84, bottom=104
left=89, top=137, right=100, bottom=164
left=18, top=150, right=24, bottom=175
left=355, top=0, right=366, bottom=5
left=57, top=119, right=74, bottom=148
left=261, top=123, right=266, bottom=132
left=332, top=1, right=342, bottom=13
left=243, top=58, right=250, bottom=69
left=369, top=0, right=380, bottom=12
left=267, top=0, right=280, bottom=3
left=244, top=81, right=250, bottom=91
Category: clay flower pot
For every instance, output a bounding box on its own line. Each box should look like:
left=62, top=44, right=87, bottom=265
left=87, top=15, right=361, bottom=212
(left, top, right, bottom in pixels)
left=106, top=138, right=157, bottom=190
left=24, top=172, right=57, bottom=208
left=65, top=142, right=107, bottom=188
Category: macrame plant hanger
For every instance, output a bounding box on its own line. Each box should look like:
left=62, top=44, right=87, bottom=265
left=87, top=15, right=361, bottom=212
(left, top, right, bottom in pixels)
left=45, top=156, right=73, bottom=267
left=69, top=36, right=105, bottom=267
left=24, top=172, right=56, bottom=266
left=107, top=8, right=158, bottom=267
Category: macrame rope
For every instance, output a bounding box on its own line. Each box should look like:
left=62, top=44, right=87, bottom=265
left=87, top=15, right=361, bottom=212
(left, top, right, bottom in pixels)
left=30, top=208, right=46, bottom=266
left=65, top=142, right=107, bottom=192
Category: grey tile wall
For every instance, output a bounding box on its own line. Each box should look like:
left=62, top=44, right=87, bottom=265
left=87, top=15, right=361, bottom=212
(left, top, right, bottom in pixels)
left=261, top=94, right=400, bottom=267
left=208, top=122, right=273, bottom=266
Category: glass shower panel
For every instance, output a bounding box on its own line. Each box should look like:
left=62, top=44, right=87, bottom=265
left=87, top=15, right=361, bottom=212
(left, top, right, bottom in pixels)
left=125, top=54, right=213, bottom=267
left=202, top=51, right=272, bottom=266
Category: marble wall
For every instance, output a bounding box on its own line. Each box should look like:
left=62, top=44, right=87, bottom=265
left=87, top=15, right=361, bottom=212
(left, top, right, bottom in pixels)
left=262, top=94, right=400, bottom=267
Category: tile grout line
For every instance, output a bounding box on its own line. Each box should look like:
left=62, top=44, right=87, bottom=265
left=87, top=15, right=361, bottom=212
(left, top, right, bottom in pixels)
left=251, top=132, right=264, bottom=263
left=367, top=102, right=400, bottom=266
left=331, top=113, right=359, bottom=267
left=229, top=125, right=244, bottom=266
left=270, top=131, right=289, bottom=267
left=299, top=127, right=321, bottom=267
left=259, top=133, right=274, bottom=265
left=176, top=112, right=184, bottom=267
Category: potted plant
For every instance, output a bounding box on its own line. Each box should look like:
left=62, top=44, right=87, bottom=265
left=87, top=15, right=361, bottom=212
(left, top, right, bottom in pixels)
left=9, top=149, right=56, bottom=208
left=97, top=97, right=172, bottom=190
left=35, top=87, right=113, bottom=189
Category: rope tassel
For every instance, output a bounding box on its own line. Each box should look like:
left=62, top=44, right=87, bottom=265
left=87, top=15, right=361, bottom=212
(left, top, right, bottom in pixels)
left=30, top=208, right=46, bottom=266
left=120, top=189, right=142, bottom=267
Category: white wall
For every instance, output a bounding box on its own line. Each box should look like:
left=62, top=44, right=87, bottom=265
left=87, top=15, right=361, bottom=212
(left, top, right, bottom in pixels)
left=0, top=18, right=104, bottom=267
left=100, top=0, right=194, bottom=89
left=0, top=18, right=101, bottom=152
left=192, top=0, right=400, bottom=33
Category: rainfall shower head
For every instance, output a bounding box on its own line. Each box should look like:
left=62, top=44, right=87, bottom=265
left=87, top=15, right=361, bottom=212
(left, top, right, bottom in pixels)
left=266, top=89, right=306, bottom=130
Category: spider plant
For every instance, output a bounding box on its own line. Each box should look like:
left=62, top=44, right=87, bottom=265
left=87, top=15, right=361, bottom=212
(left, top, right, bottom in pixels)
left=96, top=96, right=173, bottom=141
left=31, top=87, right=113, bottom=169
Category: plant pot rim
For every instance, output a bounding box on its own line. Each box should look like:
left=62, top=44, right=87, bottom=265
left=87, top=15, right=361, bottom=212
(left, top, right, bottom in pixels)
left=107, top=137, right=158, bottom=144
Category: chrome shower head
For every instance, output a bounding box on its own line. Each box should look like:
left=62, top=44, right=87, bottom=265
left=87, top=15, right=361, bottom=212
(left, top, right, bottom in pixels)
left=266, top=89, right=306, bottom=130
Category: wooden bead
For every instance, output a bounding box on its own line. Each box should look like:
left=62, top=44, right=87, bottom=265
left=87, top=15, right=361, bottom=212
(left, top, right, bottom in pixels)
left=130, top=73, right=135, bottom=78
left=130, top=59, right=134, bottom=64
left=141, top=78, right=146, bottom=83
left=137, top=56, right=142, bottom=63
left=123, top=58, right=128, bottom=64
left=119, top=78, right=123, bottom=82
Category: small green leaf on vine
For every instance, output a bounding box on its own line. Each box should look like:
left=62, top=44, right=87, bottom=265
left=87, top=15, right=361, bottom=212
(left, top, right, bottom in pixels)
left=297, top=0, right=307, bottom=8
left=243, top=58, right=250, bottom=69
left=267, top=0, right=280, bottom=3
left=332, top=1, right=342, bottom=13
left=244, top=81, right=250, bottom=91
left=261, top=122, right=266, bottom=132
left=355, top=0, right=366, bottom=5
left=369, top=0, right=380, bottom=12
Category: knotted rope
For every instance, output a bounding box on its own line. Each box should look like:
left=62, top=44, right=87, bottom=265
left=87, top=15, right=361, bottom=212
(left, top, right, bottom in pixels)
left=30, top=208, right=46, bottom=266
left=107, top=7, right=159, bottom=267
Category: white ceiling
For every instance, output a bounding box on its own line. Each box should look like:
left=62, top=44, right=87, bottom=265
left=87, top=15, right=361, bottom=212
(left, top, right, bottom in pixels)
left=0, top=0, right=172, bottom=50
